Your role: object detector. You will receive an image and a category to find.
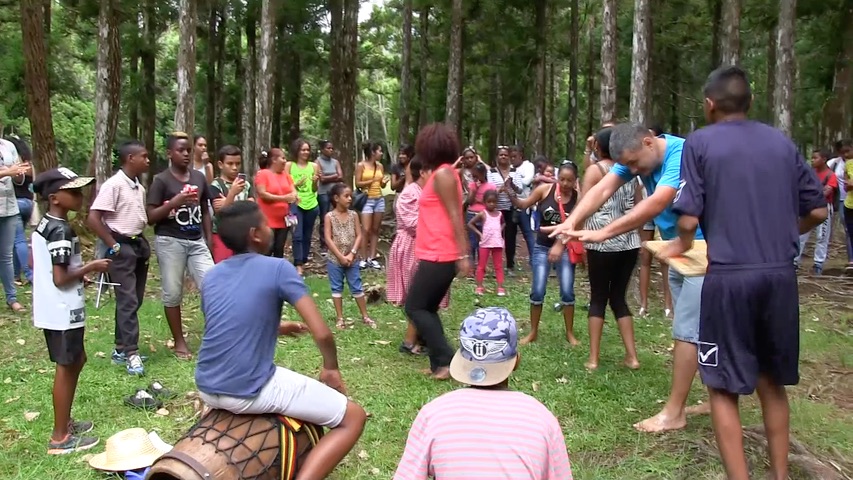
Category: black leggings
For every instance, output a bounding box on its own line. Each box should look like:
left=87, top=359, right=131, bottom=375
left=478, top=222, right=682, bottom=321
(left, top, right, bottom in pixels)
left=587, top=248, right=639, bottom=319
left=270, top=227, right=290, bottom=258
left=502, top=210, right=518, bottom=269
left=404, top=260, right=456, bottom=371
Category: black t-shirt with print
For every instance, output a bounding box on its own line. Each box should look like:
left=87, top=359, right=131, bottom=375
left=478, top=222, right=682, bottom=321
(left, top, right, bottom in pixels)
left=147, top=169, right=213, bottom=240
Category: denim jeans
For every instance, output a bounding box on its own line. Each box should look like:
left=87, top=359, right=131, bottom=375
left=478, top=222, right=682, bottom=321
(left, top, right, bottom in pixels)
left=154, top=236, right=213, bottom=307
left=293, top=205, right=319, bottom=266
left=797, top=209, right=831, bottom=267
left=529, top=243, right=575, bottom=305
left=13, top=198, right=33, bottom=282
left=466, top=211, right=480, bottom=261
left=317, top=194, right=331, bottom=250
left=516, top=208, right=536, bottom=262
left=327, top=261, right=364, bottom=297
left=0, top=215, right=18, bottom=304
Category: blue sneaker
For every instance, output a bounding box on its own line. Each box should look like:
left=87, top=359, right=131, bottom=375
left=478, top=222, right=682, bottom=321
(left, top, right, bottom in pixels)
left=126, top=354, right=145, bottom=376
left=112, top=350, right=126, bottom=364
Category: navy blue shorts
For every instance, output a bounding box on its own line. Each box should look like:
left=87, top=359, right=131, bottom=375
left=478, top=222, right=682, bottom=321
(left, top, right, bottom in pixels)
left=697, top=263, right=799, bottom=395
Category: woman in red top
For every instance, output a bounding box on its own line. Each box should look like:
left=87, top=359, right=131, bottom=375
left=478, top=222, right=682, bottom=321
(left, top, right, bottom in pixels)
left=404, top=123, right=471, bottom=380
left=253, top=148, right=297, bottom=258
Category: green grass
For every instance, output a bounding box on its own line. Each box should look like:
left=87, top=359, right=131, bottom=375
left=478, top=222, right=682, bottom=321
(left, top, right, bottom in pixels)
left=0, top=262, right=851, bottom=479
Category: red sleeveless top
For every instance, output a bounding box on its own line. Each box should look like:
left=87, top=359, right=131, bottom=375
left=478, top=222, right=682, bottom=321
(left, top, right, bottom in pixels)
left=415, top=164, right=464, bottom=262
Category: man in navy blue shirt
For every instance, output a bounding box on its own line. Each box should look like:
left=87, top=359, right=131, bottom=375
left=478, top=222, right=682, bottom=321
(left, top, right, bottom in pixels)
left=547, top=124, right=710, bottom=434
left=667, top=66, right=827, bottom=480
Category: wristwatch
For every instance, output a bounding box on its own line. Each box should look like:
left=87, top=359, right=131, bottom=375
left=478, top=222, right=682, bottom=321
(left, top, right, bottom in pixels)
left=350, top=248, right=358, bottom=255
left=109, top=243, right=121, bottom=255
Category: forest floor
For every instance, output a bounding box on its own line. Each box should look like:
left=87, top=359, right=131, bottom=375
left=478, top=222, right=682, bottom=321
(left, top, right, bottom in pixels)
left=0, top=232, right=851, bottom=479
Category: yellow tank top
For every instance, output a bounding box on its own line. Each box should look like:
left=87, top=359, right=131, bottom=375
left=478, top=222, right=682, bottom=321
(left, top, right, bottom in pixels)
left=361, top=163, right=383, bottom=198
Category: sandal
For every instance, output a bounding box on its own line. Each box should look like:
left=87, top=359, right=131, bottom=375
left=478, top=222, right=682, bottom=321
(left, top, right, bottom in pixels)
left=335, top=318, right=346, bottom=330
left=124, top=389, right=162, bottom=410
left=7, top=302, right=25, bottom=313
left=399, top=342, right=427, bottom=356
left=147, top=381, right=176, bottom=400
left=173, top=351, right=193, bottom=361
left=362, top=316, right=377, bottom=329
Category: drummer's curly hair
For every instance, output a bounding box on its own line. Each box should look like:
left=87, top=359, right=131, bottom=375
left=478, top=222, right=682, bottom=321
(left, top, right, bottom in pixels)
left=218, top=201, right=265, bottom=254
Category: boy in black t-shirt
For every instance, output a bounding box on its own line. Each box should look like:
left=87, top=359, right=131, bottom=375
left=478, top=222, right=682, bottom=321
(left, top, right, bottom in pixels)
left=32, top=168, right=111, bottom=454
left=146, top=133, right=214, bottom=360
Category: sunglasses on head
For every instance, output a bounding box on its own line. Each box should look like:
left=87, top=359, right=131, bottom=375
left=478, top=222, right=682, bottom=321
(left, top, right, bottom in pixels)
left=497, top=145, right=510, bottom=150
left=560, top=160, right=576, bottom=166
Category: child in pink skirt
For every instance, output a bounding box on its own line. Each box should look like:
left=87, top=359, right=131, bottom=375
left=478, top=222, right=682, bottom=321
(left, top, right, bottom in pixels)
left=467, top=190, right=506, bottom=296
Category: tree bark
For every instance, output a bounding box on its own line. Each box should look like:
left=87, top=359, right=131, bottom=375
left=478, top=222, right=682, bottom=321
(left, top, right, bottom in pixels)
left=398, top=0, right=413, bottom=146
left=128, top=27, right=139, bottom=140
left=488, top=71, right=499, bottom=163
left=629, top=0, right=650, bottom=126
left=416, top=6, right=430, bottom=131
left=175, top=0, right=196, bottom=134
left=272, top=19, right=285, bottom=146
left=93, top=0, right=122, bottom=187
left=254, top=0, right=276, bottom=156
left=710, top=0, right=721, bottom=69
left=242, top=11, right=257, bottom=174
left=205, top=1, right=219, bottom=153
left=567, top=0, right=579, bottom=156
left=445, top=0, right=463, bottom=132
left=766, top=22, right=777, bottom=122
left=140, top=0, right=156, bottom=161
left=532, top=0, right=547, bottom=156
left=821, top=5, right=853, bottom=143
left=774, top=0, right=796, bottom=137
left=719, top=0, right=740, bottom=66
left=287, top=22, right=302, bottom=143
left=232, top=6, right=244, bottom=148
left=586, top=14, right=597, bottom=135
left=214, top=6, right=226, bottom=148
left=600, top=0, right=617, bottom=123
left=330, top=0, right=359, bottom=185
left=20, top=0, right=58, bottom=172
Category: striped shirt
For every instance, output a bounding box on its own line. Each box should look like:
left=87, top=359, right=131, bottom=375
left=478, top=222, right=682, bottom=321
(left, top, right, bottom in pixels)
left=583, top=162, right=640, bottom=252
left=90, top=169, right=148, bottom=236
left=487, top=168, right=522, bottom=212
left=394, top=388, right=573, bottom=480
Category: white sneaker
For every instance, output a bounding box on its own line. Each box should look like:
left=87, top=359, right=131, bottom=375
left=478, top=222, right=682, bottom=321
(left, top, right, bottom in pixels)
left=369, top=259, right=382, bottom=269
left=126, top=354, right=144, bottom=376
left=358, top=260, right=368, bottom=269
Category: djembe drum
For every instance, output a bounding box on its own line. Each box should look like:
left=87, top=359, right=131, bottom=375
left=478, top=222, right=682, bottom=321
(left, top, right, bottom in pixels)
left=146, top=409, right=323, bottom=480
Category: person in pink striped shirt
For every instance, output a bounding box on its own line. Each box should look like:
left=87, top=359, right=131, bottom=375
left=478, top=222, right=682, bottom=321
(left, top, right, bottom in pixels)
left=394, top=307, right=573, bottom=480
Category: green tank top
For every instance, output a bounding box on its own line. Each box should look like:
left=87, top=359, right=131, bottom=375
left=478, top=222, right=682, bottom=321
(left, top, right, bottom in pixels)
left=290, top=162, right=318, bottom=210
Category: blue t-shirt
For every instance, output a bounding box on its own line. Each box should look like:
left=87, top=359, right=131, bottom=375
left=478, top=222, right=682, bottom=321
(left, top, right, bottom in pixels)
left=672, top=120, right=825, bottom=266
left=195, top=253, right=308, bottom=398
left=612, top=134, right=704, bottom=240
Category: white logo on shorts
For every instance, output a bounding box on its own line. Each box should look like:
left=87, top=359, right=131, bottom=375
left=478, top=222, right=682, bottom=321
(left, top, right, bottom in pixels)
left=698, top=342, right=719, bottom=367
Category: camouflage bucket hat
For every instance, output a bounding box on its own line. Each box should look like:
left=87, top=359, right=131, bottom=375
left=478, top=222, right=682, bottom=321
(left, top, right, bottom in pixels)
left=449, top=307, right=519, bottom=386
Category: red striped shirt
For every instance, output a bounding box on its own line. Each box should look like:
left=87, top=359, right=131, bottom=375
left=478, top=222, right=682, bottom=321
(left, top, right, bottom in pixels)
left=395, top=388, right=573, bottom=479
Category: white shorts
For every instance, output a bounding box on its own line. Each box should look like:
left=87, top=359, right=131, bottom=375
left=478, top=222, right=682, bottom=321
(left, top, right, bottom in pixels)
left=199, top=367, right=348, bottom=428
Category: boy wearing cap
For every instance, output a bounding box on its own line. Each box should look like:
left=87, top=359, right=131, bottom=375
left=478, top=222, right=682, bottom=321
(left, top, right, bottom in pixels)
left=395, top=307, right=572, bottom=480
left=32, top=167, right=111, bottom=454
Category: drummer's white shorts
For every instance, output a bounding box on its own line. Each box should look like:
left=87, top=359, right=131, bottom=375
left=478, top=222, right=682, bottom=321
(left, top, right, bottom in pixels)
left=199, top=366, right=349, bottom=428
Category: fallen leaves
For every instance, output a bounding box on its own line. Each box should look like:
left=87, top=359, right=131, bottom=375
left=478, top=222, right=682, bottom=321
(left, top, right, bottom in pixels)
left=15, top=339, right=25, bottom=346
left=532, top=382, right=541, bottom=392
left=94, top=351, right=107, bottom=359
left=555, top=377, right=568, bottom=384
left=4, top=378, right=11, bottom=384
left=155, top=408, right=170, bottom=416
left=24, top=411, right=40, bottom=421
left=357, top=450, right=369, bottom=460
left=370, top=340, right=391, bottom=346
left=5, top=396, right=19, bottom=404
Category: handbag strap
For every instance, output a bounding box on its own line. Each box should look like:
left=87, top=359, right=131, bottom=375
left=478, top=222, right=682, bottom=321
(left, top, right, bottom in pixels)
left=555, top=186, right=567, bottom=222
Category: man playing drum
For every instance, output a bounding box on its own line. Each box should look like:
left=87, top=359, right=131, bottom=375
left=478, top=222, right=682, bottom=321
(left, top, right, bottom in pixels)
left=195, top=201, right=367, bottom=479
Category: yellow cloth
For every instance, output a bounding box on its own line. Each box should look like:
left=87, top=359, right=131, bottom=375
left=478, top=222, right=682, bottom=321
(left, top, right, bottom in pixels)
left=845, top=160, right=853, bottom=210
left=361, top=164, right=383, bottom=198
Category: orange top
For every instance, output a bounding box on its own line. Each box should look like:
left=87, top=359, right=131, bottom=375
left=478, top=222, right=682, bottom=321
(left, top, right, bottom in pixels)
left=415, top=165, right=464, bottom=262
left=254, top=169, right=295, bottom=229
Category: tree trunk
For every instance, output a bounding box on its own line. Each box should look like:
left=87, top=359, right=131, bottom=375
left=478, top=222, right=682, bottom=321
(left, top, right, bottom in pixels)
left=774, top=0, right=796, bottom=137
left=20, top=0, right=58, bottom=172
left=532, top=0, right=547, bottom=156
left=93, top=0, right=122, bottom=187
left=600, top=0, right=617, bottom=123
left=330, top=0, right=359, bottom=185
left=205, top=1, right=219, bottom=153
left=586, top=14, right=597, bottom=135
left=175, top=0, right=197, bottom=134
left=488, top=71, right=499, bottom=163
left=254, top=0, right=276, bottom=156
left=272, top=20, right=285, bottom=146
left=629, top=0, right=650, bottom=125
left=398, top=0, right=413, bottom=146
left=821, top=5, right=853, bottom=143
left=567, top=0, right=579, bottom=156
left=129, top=29, right=139, bottom=140
left=719, top=0, right=740, bottom=66
left=766, top=23, right=777, bottom=122
left=42, top=0, right=51, bottom=57
left=287, top=22, right=302, bottom=143
left=445, top=0, right=463, bottom=132
left=232, top=7, right=244, bottom=148
left=243, top=11, right=257, bottom=174
left=548, top=58, right=557, bottom=159
left=669, top=49, right=680, bottom=134
left=417, top=6, right=429, bottom=131
left=710, top=0, right=721, bottom=69
left=140, top=0, right=156, bottom=162
left=214, top=7, right=226, bottom=148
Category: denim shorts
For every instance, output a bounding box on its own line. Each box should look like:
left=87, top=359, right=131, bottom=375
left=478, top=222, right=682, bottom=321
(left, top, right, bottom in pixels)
left=668, top=269, right=704, bottom=344
left=155, top=236, right=214, bottom=307
left=327, top=261, right=364, bottom=298
left=529, top=243, right=575, bottom=306
left=362, top=197, right=385, bottom=214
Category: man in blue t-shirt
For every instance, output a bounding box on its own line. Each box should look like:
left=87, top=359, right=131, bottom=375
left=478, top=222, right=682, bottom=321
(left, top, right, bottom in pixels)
left=546, top=123, right=709, bottom=434
left=195, top=201, right=366, bottom=479
left=666, top=66, right=827, bottom=480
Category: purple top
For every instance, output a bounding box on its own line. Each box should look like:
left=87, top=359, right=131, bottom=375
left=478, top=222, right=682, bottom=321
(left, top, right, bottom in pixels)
left=672, top=120, right=825, bottom=266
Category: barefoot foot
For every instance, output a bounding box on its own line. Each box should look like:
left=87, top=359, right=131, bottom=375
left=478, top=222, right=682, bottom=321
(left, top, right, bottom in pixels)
left=566, top=335, right=580, bottom=346
left=431, top=367, right=450, bottom=380
left=520, top=333, right=537, bottom=345
left=584, top=361, right=598, bottom=370
left=685, top=402, right=711, bottom=416
left=623, top=357, right=640, bottom=370
left=633, top=411, right=686, bottom=433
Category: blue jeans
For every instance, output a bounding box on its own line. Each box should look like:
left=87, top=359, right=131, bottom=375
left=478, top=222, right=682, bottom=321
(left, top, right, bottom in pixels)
left=466, top=211, right=480, bottom=261
left=13, top=198, right=33, bottom=282
left=327, top=261, right=364, bottom=297
left=317, top=194, right=331, bottom=250
left=529, top=243, right=575, bottom=305
left=0, top=215, right=19, bottom=304
left=517, top=208, right=536, bottom=262
left=293, top=205, right=319, bottom=266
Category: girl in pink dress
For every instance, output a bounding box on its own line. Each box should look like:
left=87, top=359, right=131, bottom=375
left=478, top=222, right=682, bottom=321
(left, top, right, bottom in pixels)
left=467, top=190, right=506, bottom=296
left=386, top=157, right=448, bottom=355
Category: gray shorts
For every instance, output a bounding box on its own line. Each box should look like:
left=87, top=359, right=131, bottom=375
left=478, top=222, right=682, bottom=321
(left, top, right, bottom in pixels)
left=200, top=366, right=348, bottom=428
left=154, top=236, right=214, bottom=307
left=668, top=269, right=704, bottom=344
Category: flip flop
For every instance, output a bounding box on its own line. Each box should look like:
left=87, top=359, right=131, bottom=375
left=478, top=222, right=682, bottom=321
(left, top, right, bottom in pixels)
left=124, top=389, right=162, bottom=410
left=147, top=381, right=176, bottom=400
left=362, top=317, right=377, bottom=329
left=173, top=351, right=193, bottom=361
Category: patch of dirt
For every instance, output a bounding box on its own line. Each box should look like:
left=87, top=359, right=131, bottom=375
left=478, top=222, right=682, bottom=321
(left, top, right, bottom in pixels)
left=796, top=361, right=853, bottom=411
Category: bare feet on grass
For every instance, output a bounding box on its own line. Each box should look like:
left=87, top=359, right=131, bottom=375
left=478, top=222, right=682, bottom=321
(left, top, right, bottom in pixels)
left=684, top=402, right=711, bottom=415
left=584, top=361, right=598, bottom=370
left=520, top=333, right=537, bottom=345
left=633, top=410, right=687, bottom=433
left=623, top=356, right=640, bottom=370
left=566, top=335, right=580, bottom=346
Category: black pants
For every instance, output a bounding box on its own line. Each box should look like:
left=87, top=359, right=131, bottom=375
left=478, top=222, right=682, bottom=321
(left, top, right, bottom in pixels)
left=501, top=210, right=518, bottom=269
left=586, top=248, right=639, bottom=319
left=271, top=227, right=290, bottom=258
left=404, top=260, right=456, bottom=371
left=110, top=235, right=151, bottom=354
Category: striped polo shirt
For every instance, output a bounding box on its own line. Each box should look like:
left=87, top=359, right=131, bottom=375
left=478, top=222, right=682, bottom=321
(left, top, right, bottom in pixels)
left=90, top=169, right=147, bottom=236
left=394, top=388, right=573, bottom=479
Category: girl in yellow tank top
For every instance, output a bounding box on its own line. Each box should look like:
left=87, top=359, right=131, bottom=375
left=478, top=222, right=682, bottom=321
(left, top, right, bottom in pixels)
left=355, top=142, right=388, bottom=269
left=360, top=163, right=383, bottom=198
